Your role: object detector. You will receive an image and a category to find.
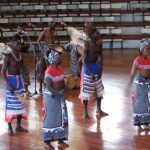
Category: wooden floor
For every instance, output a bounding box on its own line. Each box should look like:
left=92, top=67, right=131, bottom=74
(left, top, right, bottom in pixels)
left=0, top=49, right=150, bottom=150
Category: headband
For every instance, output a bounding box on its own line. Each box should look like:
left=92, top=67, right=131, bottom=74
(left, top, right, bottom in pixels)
left=46, top=50, right=60, bottom=65
left=139, top=40, right=150, bottom=53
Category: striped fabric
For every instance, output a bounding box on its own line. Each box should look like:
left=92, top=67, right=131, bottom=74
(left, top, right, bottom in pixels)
left=79, top=64, right=104, bottom=101
left=70, top=46, right=80, bottom=76
left=5, top=75, right=27, bottom=122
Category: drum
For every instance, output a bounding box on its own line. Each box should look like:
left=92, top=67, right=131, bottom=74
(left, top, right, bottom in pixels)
left=54, top=46, right=64, bottom=53
left=74, top=76, right=80, bottom=89
left=65, top=75, right=75, bottom=90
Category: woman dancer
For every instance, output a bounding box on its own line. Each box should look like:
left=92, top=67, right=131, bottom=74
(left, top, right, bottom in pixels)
left=128, top=40, right=150, bottom=128
left=42, top=49, right=69, bottom=149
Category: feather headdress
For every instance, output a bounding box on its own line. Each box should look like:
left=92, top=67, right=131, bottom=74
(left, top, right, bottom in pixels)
left=0, top=43, right=12, bottom=64
left=60, top=20, right=88, bottom=48
left=67, top=27, right=88, bottom=48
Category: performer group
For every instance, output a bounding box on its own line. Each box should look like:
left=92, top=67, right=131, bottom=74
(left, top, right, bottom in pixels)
left=1, top=19, right=150, bottom=149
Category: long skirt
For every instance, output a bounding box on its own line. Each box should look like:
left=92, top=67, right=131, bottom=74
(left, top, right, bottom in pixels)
left=42, top=93, right=68, bottom=142
left=5, top=75, right=27, bottom=122
left=132, top=76, right=150, bottom=126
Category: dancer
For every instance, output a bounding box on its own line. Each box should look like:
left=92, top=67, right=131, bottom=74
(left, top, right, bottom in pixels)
left=128, top=40, right=150, bottom=128
left=14, top=24, right=31, bottom=95
left=36, top=57, right=46, bottom=95
left=15, top=24, right=29, bottom=53
left=68, top=23, right=92, bottom=77
left=37, top=21, right=56, bottom=57
left=68, top=22, right=102, bottom=77
left=1, top=36, right=28, bottom=136
left=42, top=49, right=68, bottom=149
left=78, top=32, right=106, bottom=119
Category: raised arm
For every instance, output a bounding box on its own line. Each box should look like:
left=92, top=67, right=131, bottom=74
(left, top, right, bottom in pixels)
left=37, top=30, right=45, bottom=49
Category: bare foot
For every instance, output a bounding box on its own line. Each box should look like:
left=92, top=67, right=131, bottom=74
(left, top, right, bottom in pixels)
left=137, top=125, right=142, bottom=129
left=44, top=142, right=54, bottom=149
left=83, top=114, right=90, bottom=119
left=39, top=90, right=43, bottom=95
left=96, top=110, right=108, bottom=117
left=25, top=91, right=33, bottom=99
left=16, top=126, right=28, bottom=132
left=58, top=141, right=69, bottom=148
left=26, top=90, right=33, bottom=96
left=142, top=125, right=150, bottom=129
left=136, top=125, right=143, bottom=134
left=8, top=128, right=14, bottom=136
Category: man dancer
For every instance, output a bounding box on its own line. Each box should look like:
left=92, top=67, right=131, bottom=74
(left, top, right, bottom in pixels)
left=37, top=21, right=56, bottom=58
left=69, top=22, right=102, bottom=77
left=78, top=30, right=106, bottom=119
left=14, top=24, right=31, bottom=95
left=1, top=36, right=28, bottom=136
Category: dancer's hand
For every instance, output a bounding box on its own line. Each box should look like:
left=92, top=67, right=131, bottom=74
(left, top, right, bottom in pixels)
left=91, top=74, right=95, bottom=80
left=97, top=74, right=102, bottom=80
left=51, top=93, right=55, bottom=97
left=51, top=91, right=56, bottom=97
left=8, top=84, right=14, bottom=94
left=51, top=90, right=59, bottom=97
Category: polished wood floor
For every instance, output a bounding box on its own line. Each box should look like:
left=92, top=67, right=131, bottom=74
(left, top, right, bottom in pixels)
left=0, top=49, right=150, bottom=150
